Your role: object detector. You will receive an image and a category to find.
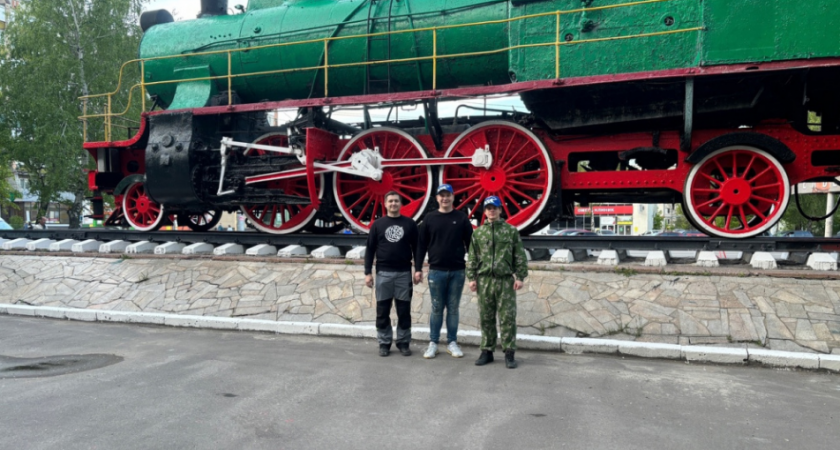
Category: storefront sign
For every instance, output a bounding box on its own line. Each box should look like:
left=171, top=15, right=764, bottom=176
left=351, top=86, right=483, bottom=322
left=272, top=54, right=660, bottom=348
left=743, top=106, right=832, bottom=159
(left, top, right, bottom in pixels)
left=575, top=205, right=634, bottom=215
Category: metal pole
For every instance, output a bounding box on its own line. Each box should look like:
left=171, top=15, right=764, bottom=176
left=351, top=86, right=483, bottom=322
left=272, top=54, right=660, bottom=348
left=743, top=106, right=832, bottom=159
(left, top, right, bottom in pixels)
left=141, top=60, right=146, bottom=112
left=555, top=11, right=560, bottom=79
left=432, top=29, right=437, bottom=91
left=324, top=39, right=329, bottom=97
left=826, top=192, right=835, bottom=237
left=227, top=51, right=233, bottom=106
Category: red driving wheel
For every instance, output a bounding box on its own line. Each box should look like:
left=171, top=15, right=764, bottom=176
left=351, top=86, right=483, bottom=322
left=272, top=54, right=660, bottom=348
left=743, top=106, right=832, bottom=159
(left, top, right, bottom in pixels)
left=240, top=133, right=322, bottom=234
left=123, top=181, right=165, bottom=231
left=441, top=121, right=554, bottom=229
left=333, top=128, right=432, bottom=233
left=684, top=146, right=790, bottom=238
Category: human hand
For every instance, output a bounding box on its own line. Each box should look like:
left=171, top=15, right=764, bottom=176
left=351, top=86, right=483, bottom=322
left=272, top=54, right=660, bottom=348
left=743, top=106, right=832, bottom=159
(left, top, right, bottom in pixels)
left=365, top=274, right=373, bottom=288
left=469, top=281, right=477, bottom=292
left=414, top=271, right=423, bottom=285
left=513, top=280, right=524, bottom=291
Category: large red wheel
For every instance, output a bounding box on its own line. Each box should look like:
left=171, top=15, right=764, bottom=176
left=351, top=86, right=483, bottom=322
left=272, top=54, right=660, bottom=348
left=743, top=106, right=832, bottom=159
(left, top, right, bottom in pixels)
left=333, top=128, right=432, bottom=233
left=123, top=181, right=165, bottom=231
left=684, top=146, right=790, bottom=238
left=441, top=121, right=554, bottom=230
left=240, top=133, right=323, bottom=234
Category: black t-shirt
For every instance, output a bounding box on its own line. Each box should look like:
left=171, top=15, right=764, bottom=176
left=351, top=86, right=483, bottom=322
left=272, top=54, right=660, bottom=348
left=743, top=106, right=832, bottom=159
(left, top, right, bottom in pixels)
left=415, top=209, right=473, bottom=271
left=364, top=215, right=419, bottom=275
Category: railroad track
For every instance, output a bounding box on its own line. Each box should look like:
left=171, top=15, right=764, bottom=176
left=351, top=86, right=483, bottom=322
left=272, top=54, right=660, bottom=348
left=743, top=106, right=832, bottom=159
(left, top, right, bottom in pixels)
left=1, top=229, right=839, bottom=255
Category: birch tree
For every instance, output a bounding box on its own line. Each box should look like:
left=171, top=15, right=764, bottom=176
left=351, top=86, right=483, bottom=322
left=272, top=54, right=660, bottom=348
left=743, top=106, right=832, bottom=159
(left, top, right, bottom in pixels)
left=0, top=0, right=145, bottom=227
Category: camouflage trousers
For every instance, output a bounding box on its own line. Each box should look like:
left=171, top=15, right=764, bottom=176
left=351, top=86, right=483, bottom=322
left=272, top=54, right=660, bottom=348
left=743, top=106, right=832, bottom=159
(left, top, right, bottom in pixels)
left=477, top=275, right=517, bottom=351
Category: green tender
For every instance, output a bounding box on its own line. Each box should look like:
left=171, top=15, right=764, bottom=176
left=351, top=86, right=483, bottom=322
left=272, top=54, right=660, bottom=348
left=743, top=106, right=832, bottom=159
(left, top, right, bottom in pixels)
left=138, top=0, right=840, bottom=110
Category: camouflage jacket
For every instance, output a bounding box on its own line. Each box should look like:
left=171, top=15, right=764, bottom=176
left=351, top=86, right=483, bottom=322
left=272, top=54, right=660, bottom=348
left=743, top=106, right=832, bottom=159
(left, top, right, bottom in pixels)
left=466, top=219, right=529, bottom=281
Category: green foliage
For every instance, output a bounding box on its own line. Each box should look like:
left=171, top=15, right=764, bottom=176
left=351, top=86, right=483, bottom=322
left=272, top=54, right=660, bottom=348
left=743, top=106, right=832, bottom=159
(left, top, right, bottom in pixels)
left=672, top=204, right=692, bottom=231
left=781, top=193, right=840, bottom=236
left=9, top=216, right=24, bottom=230
left=653, top=211, right=664, bottom=231
left=0, top=1, right=146, bottom=227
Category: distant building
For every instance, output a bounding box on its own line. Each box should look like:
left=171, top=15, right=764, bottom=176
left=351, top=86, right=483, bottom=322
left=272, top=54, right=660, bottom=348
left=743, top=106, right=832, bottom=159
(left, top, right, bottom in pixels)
left=1, top=163, right=74, bottom=227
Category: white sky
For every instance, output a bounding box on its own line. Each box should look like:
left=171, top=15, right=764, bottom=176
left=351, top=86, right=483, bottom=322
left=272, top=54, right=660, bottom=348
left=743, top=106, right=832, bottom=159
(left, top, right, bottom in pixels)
left=145, top=0, right=202, bottom=20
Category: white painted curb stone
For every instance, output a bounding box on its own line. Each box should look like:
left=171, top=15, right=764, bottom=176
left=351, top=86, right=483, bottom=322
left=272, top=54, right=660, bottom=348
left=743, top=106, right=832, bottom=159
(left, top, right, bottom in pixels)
left=696, top=251, right=720, bottom=267
left=2, top=238, right=30, bottom=250
left=644, top=251, right=668, bottom=267
left=807, top=253, right=838, bottom=271
left=278, top=245, right=307, bottom=257
left=619, top=341, right=682, bottom=359
left=560, top=338, right=619, bottom=355
left=0, top=238, right=8, bottom=247
left=72, top=240, right=104, bottom=253
left=126, top=241, right=157, bottom=254
left=311, top=245, right=342, bottom=258
left=99, top=240, right=131, bottom=254
left=346, top=246, right=366, bottom=259
left=747, top=348, right=820, bottom=369
left=596, top=250, right=620, bottom=266
left=50, top=239, right=79, bottom=252
left=820, top=355, right=840, bottom=372
left=749, top=252, right=778, bottom=270
left=155, top=242, right=186, bottom=254
left=550, top=249, right=575, bottom=263
left=214, top=243, right=244, bottom=255
left=182, top=242, right=214, bottom=254
left=26, top=239, right=56, bottom=251
left=683, top=346, right=748, bottom=364
left=245, top=244, right=277, bottom=256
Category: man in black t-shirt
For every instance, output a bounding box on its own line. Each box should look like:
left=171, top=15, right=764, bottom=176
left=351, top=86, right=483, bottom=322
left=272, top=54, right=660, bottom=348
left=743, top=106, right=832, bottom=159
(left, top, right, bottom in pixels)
left=415, top=184, right=473, bottom=359
left=365, top=191, right=419, bottom=357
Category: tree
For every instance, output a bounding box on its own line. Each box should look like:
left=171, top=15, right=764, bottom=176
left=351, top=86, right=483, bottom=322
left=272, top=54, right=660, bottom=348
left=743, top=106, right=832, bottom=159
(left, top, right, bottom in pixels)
left=0, top=0, right=145, bottom=228
left=672, top=204, right=692, bottom=231
left=652, top=211, right=664, bottom=231
left=781, top=192, right=840, bottom=236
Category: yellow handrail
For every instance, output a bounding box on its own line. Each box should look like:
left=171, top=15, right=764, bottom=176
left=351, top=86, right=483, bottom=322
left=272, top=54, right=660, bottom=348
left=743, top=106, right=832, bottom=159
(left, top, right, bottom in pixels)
left=80, top=0, right=700, bottom=142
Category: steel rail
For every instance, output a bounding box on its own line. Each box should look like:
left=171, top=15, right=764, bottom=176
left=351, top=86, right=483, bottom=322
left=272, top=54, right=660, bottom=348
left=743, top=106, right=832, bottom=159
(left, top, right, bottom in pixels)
left=2, top=230, right=839, bottom=254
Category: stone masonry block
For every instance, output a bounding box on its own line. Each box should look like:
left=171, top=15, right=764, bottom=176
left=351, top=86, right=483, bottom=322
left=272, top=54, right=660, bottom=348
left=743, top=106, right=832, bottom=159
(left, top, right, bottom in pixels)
left=807, top=253, right=838, bottom=271
left=26, top=239, right=56, bottom=251
left=276, top=322, right=320, bottom=335
left=749, top=252, right=778, bottom=270
left=819, top=355, right=840, bottom=373
left=560, top=337, right=619, bottom=355
left=747, top=348, right=820, bottom=369
left=619, top=341, right=682, bottom=359
left=99, top=240, right=131, bottom=254
left=72, top=240, right=104, bottom=253
left=155, top=242, right=186, bottom=254
left=696, top=251, right=720, bottom=268
left=644, top=251, right=668, bottom=267
left=5, top=305, right=36, bottom=316
left=311, top=245, right=342, bottom=259
left=213, top=244, right=244, bottom=255
left=345, top=246, right=366, bottom=259
left=550, top=249, right=575, bottom=263
left=277, top=245, right=308, bottom=257
left=319, top=323, right=377, bottom=339
left=50, top=239, right=79, bottom=251
left=64, top=308, right=98, bottom=322
left=164, top=315, right=208, bottom=328
left=246, top=244, right=277, bottom=256
left=97, top=311, right=166, bottom=325
left=518, top=335, right=563, bottom=351
left=126, top=241, right=158, bottom=254
left=34, top=307, right=67, bottom=320
left=596, top=250, right=620, bottom=266
left=238, top=320, right=283, bottom=333
left=2, top=239, right=30, bottom=250
left=682, top=346, right=748, bottom=364
left=182, top=243, right=214, bottom=254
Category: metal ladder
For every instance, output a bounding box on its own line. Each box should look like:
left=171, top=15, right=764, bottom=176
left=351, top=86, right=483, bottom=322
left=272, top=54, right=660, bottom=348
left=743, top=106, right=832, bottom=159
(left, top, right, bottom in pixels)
left=365, top=0, right=394, bottom=94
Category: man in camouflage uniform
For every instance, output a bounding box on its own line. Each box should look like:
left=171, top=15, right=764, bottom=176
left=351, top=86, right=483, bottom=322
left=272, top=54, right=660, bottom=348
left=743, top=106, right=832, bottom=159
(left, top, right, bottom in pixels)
left=466, top=196, right=529, bottom=369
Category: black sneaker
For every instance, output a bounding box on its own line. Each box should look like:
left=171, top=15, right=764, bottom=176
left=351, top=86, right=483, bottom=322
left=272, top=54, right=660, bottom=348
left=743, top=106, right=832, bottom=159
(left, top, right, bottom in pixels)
left=504, top=350, right=518, bottom=369
left=397, top=344, right=412, bottom=356
left=475, top=350, right=494, bottom=366
left=379, top=344, right=391, bottom=357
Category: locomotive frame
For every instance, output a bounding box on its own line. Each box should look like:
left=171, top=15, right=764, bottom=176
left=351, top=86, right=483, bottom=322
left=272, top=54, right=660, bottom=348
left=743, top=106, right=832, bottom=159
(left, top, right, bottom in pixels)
left=80, top=0, right=840, bottom=239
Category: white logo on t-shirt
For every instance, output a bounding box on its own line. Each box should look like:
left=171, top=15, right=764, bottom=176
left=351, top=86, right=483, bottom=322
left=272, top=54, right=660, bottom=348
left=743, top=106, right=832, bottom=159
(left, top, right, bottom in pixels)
left=385, top=225, right=404, bottom=243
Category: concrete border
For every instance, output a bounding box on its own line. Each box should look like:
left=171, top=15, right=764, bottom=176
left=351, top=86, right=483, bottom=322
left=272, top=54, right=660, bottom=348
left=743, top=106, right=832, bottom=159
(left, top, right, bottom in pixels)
left=2, top=303, right=839, bottom=373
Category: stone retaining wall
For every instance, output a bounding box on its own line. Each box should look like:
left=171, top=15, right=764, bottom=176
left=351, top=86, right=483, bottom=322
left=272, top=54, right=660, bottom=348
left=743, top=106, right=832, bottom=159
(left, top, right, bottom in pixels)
left=1, top=255, right=839, bottom=354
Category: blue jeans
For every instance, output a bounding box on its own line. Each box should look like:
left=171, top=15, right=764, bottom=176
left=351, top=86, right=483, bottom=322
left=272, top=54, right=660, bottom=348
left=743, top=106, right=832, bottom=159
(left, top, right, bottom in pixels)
left=428, top=269, right=465, bottom=344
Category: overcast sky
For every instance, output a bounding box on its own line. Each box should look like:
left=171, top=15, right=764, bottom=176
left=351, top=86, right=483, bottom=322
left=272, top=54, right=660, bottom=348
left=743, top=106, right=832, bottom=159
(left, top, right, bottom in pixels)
left=145, top=0, right=202, bottom=20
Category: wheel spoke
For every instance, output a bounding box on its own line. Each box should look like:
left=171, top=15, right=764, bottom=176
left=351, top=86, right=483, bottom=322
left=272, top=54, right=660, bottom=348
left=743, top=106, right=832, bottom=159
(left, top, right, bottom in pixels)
left=748, top=167, right=772, bottom=183
left=724, top=206, right=735, bottom=231
left=741, top=155, right=756, bottom=178
left=698, top=171, right=722, bottom=187
left=713, top=159, right=730, bottom=180
left=508, top=169, right=545, bottom=179
left=392, top=183, right=426, bottom=193
left=751, top=183, right=781, bottom=191
left=751, top=194, right=779, bottom=205
left=696, top=196, right=721, bottom=210
left=745, top=202, right=767, bottom=220
left=504, top=154, right=540, bottom=173
left=509, top=180, right=546, bottom=189
left=738, top=206, right=749, bottom=230
left=508, top=185, right=537, bottom=204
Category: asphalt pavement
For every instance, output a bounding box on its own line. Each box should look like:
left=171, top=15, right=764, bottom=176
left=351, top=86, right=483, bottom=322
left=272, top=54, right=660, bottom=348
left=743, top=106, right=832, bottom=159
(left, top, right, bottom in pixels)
left=1, top=316, right=838, bottom=450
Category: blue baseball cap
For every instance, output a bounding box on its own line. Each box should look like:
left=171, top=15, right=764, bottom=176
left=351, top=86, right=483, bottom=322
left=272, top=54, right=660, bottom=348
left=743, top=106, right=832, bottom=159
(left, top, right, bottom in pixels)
left=484, top=196, right=502, bottom=208
left=436, top=184, right=453, bottom=194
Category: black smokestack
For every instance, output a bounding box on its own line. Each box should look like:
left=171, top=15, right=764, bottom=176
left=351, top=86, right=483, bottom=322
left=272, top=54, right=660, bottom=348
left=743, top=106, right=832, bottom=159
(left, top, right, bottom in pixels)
left=199, top=0, right=228, bottom=18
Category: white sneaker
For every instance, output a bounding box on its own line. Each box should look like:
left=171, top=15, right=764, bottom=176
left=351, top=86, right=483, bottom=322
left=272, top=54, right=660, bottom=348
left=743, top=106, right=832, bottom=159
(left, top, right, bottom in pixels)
left=423, top=342, right=438, bottom=359
left=447, top=341, right=464, bottom=358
